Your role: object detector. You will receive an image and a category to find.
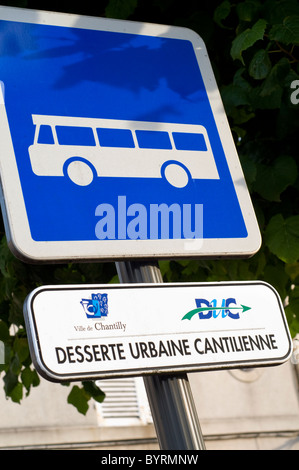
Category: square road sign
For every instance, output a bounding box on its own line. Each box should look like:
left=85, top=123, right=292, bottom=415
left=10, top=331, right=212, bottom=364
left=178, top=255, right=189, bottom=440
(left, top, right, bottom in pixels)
left=0, top=7, right=261, bottom=262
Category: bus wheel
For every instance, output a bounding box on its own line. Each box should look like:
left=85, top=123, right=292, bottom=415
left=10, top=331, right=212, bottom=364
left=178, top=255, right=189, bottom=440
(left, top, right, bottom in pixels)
left=64, top=157, right=96, bottom=186
left=161, top=161, right=190, bottom=188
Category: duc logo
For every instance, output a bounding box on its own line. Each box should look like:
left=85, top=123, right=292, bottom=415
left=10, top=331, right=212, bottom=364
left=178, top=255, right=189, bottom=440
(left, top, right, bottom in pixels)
left=80, top=293, right=108, bottom=319
left=182, top=298, right=251, bottom=321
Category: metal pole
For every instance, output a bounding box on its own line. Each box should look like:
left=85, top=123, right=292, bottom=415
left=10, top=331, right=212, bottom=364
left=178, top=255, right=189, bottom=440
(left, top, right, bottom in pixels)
left=115, top=260, right=206, bottom=450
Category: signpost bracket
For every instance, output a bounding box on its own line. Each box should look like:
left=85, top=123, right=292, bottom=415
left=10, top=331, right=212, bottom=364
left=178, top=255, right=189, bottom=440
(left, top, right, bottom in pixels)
left=115, top=260, right=206, bottom=450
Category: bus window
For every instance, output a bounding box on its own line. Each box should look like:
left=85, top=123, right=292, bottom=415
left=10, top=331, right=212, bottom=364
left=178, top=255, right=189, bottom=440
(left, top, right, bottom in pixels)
left=136, top=130, right=172, bottom=150
left=56, top=126, right=96, bottom=146
left=37, top=125, right=55, bottom=144
left=97, top=128, right=135, bottom=148
left=172, top=132, right=207, bottom=151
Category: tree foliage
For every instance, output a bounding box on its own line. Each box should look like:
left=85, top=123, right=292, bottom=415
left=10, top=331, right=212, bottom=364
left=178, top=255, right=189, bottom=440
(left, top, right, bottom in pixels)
left=0, top=0, right=298, bottom=413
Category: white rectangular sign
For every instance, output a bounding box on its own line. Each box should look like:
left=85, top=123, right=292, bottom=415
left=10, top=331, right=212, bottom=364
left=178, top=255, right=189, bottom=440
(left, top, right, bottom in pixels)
left=23, top=281, right=292, bottom=382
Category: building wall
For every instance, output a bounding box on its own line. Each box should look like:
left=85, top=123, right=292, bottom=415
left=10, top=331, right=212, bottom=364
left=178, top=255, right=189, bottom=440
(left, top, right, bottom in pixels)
left=0, top=359, right=298, bottom=450
left=189, top=360, right=299, bottom=450
left=0, top=376, right=157, bottom=450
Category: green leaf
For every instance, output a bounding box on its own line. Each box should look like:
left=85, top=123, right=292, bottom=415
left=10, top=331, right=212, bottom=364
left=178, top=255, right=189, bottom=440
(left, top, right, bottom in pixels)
left=260, top=58, right=290, bottom=96
left=10, top=355, right=21, bottom=375
left=214, top=1, right=231, bottom=28
left=9, top=382, right=23, bottom=404
left=21, top=367, right=40, bottom=393
left=285, top=284, right=299, bottom=337
left=83, top=381, right=105, bottom=403
left=221, top=68, right=252, bottom=114
left=221, top=84, right=250, bottom=114
left=231, top=19, right=267, bottom=64
left=105, top=0, right=138, bottom=19
left=250, top=58, right=290, bottom=108
left=290, top=286, right=299, bottom=300
left=285, top=262, right=299, bottom=282
left=265, top=0, right=299, bottom=25
left=263, top=264, right=288, bottom=300
left=3, top=369, right=19, bottom=396
left=249, top=49, right=272, bottom=79
left=229, top=107, right=255, bottom=124
left=13, top=336, right=30, bottom=363
left=0, top=320, right=10, bottom=342
left=285, top=304, right=299, bottom=338
left=269, top=15, right=299, bottom=45
left=236, top=1, right=261, bottom=22
left=240, top=154, right=257, bottom=187
left=253, top=155, right=297, bottom=201
left=265, top=214, right=299, bottom=263
left=67, top=385, right=90, bottom=415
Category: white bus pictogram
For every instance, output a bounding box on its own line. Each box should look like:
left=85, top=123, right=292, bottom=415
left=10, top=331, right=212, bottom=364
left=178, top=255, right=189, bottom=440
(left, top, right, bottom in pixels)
left=29, top=114, right=219, bottom=187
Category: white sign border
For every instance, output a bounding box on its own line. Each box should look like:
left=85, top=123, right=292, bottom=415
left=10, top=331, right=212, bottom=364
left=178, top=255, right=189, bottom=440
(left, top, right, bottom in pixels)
left=0, top=6, right=261, bottom=263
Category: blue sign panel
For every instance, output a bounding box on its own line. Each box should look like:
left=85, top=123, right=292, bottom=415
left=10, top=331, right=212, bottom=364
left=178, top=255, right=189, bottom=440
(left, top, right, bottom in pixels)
left=0, top=7, right=261, bottom=262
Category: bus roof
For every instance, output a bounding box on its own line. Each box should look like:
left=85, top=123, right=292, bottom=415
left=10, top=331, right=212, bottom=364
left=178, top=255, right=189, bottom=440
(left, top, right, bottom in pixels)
left=31, top=114, right=207, bottom=134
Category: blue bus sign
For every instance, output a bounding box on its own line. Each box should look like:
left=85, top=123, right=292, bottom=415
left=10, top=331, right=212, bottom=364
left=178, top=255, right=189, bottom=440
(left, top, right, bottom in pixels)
left=0, top=7, right=261, bottom=262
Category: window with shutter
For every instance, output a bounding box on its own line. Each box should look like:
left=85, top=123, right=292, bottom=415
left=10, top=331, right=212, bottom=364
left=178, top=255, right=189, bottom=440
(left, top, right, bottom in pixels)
left=95, top=377, right=152, bottom=427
